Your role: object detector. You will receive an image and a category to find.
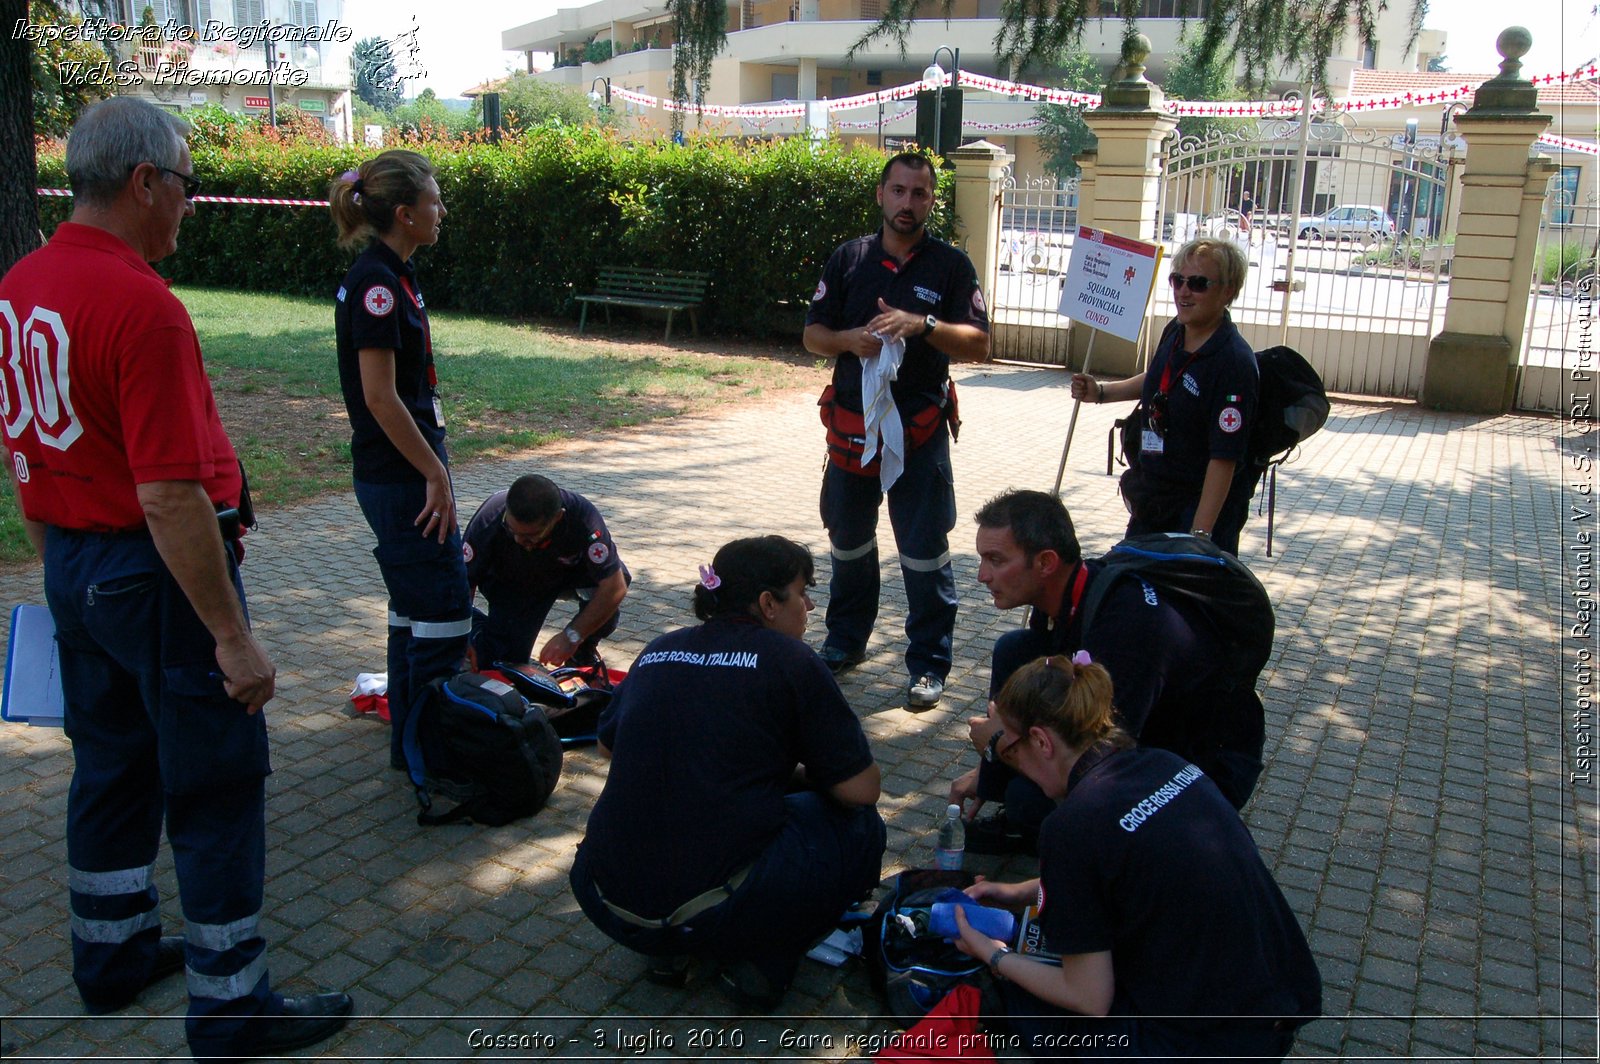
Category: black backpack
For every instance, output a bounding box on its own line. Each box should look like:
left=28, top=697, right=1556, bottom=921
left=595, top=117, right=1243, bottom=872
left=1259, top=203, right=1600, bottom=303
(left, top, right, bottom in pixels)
left=862, top=869, right=984, bottom=1027
left=1249, top=345, right=1329, bottom=468
left=400, top=672, right=563, bottom=827
left=1079, top=533, right=1275, bottom=808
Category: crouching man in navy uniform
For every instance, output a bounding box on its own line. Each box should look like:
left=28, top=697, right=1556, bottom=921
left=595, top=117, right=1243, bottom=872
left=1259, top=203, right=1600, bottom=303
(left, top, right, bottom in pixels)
left=803, top=152, right=990, bottom=710
left=0, top=98, right=351, bottom=1058
left=949, top=490, right=1266, bottom=856
left=463, top=474, right=630, bottom=670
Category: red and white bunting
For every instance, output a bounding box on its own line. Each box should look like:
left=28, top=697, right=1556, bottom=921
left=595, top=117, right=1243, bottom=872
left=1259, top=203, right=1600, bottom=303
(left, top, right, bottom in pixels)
left=1537, top=133, right=1600, bottom=155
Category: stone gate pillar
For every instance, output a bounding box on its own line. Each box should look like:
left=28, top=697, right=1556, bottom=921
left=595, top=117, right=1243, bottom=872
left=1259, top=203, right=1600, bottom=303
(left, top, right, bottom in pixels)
left=949, top=139, right=1013, bottom=320
left=1422, top=28, right=1554, bottom=413
left=1076, top=34, right=1177, bottom=374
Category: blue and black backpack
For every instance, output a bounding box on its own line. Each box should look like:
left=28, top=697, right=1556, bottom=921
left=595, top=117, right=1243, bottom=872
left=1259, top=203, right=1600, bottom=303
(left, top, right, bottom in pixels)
left=401, top=672, right=563, bottom=827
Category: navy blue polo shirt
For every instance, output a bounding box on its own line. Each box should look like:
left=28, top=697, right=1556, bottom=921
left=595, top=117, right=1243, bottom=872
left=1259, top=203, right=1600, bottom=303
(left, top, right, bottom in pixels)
left=335, top=240, right=445, bottom=483
left=462, top=488, right=625, bottom=600
left=805, top=229, right=988, bottom=413
left=1138, top=313, right=1258, bottom=489
left=580, top=616, right=875, bottom=918
left=1038, top=746, right=1320, bottom=1024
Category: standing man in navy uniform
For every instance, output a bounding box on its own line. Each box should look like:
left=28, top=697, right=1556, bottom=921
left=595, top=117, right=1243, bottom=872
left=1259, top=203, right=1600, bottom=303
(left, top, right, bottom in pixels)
left=803, top=152, right=990, bottom=709
left=463, top=474, right=630, bottom=670
left=0, top=97, right=350, bottom=1059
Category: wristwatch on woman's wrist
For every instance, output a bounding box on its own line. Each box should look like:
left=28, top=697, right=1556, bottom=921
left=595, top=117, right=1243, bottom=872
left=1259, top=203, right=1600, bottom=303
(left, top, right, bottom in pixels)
left=562, top=625, right=583, bottom=644
left=988, top=944, right=1012, bottom=978
left=1191, top=529, right=1210, bottom=539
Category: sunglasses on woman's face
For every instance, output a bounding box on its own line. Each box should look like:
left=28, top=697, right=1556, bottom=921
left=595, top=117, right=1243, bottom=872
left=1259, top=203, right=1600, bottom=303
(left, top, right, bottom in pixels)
left=1168, top=272, right=1213, bottom=293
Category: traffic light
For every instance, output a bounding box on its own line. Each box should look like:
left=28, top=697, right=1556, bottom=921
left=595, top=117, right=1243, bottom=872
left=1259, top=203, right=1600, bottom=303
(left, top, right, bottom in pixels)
left=915, top=88, right=964, bottom=162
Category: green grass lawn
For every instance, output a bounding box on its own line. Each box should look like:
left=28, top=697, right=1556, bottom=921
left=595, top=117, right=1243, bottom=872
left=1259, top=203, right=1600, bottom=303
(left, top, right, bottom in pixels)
left=0, top=286, right=812, bottom=564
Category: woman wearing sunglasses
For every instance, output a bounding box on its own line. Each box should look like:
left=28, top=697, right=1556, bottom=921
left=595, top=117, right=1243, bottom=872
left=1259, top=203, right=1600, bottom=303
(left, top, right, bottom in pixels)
left=1071, top=238, right=1258, bottom=554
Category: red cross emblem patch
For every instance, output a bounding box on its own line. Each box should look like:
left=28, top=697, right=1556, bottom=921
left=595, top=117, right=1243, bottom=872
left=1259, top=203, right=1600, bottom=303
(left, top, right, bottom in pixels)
left=587, top=541, right=610, bottom=565
left=1219, top=406, right=1243, bottom=433
left=363, top=285, right=396, bottom=317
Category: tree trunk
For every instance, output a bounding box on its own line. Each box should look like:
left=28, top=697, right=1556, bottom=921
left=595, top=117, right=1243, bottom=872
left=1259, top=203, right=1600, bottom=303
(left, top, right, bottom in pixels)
left=0, top=0, right=42, bottom=277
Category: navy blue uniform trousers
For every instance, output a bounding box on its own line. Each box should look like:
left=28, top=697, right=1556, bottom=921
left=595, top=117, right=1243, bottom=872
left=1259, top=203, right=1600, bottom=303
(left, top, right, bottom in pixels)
left=354, top=477, right=472, bottom=767
left=471, top=578, right=626, bottom=669
left=570, top=793, right=885, bottom=988
left=820, top=425, right=958, bottom=681
left=45, top=527, right=277, bottom=1056
left=975, top=627, right=1059, bottom=830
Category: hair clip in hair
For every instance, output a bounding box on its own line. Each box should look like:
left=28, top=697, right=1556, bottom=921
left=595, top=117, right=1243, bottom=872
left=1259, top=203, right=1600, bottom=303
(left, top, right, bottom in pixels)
left=697, top=563, right=721, bottom=590
left=1071, top=650, right=1093, bottom=667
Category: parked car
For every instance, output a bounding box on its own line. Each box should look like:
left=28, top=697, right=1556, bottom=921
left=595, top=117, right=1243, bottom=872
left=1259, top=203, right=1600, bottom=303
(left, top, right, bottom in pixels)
left=1297, top=205, right=1396, bottom=242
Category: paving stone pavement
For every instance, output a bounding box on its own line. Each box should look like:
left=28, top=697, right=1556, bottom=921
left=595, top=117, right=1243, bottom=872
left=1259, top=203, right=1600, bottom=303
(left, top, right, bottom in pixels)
left=0, top=362, right=1594, bottom=1061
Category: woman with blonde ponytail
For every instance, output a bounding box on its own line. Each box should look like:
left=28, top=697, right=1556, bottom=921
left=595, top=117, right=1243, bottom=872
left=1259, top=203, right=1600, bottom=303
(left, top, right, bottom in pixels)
left=330, top=150, right=472, bottom=774
left=948, top=652, right=1321, bottom=1061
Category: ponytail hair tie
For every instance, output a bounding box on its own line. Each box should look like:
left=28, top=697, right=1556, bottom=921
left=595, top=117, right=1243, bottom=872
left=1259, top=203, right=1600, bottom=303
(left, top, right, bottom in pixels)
left=1071, top=650, right=1093, bottom=667
left=697, top=563, right=721, bottom=590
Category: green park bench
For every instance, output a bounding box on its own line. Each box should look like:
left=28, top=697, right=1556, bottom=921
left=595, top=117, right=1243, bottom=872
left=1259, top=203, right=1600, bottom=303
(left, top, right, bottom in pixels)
left=575, top=266, right=710, bottom=341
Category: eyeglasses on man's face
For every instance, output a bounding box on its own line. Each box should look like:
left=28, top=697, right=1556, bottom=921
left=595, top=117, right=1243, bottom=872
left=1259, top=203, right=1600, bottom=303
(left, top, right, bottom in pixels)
left=133, top=163, right=201, bottom=200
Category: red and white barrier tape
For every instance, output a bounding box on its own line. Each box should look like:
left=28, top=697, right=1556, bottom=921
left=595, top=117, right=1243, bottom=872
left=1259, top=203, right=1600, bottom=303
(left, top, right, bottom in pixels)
left=37, top=188, right=327, bottom=206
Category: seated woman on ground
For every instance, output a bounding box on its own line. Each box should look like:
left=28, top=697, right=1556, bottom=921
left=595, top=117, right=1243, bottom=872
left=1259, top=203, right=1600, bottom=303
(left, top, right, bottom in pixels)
left=949, top=653, right=1321, bottom=1061
left=569, top=535, right=886, bottom=1010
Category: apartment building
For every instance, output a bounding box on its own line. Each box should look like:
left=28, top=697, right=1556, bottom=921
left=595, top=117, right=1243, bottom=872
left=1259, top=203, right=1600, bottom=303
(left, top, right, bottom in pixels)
left=502, top=0, right=1435, bottom=179
left=65, top=0, right=355, bottom=139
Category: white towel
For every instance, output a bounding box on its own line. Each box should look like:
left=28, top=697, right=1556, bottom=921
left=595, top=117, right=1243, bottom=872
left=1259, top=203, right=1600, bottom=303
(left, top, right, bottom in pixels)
left=860, top=335, right=906, bottom=492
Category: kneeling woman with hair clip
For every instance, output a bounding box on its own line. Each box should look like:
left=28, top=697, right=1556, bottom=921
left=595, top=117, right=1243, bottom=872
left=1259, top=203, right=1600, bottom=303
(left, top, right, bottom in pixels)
left=950, top=652, right=1321, bottom=1060
left=569, top=535, right=886, bottom=1011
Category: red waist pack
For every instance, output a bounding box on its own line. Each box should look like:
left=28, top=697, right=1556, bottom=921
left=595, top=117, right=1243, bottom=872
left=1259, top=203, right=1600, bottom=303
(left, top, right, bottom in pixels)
left=818, top=380, right=961, bottom=475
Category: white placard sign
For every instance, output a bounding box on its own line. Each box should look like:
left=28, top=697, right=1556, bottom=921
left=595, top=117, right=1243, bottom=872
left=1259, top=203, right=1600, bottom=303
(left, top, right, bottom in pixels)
left=1056, top=226, right=1163, bottom=344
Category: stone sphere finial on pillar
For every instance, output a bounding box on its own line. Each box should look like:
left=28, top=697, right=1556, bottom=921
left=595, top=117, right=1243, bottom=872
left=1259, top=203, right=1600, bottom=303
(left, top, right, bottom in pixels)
left=1120, top=32, right=1152, bottom=83
left=1469, top=26, right=1538, bottom=112
left=1493, top=26, right=1532, bottom=82
left=1100, top=31, right=1165, bottom=111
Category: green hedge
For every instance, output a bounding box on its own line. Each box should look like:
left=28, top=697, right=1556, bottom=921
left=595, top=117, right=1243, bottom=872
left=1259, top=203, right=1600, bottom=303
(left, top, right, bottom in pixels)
left=37, top=130, right=956, bottom=337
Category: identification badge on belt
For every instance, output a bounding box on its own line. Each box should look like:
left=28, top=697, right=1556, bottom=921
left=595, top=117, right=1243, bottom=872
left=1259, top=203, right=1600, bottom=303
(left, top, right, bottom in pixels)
left=432, top=395, right=445, bottom=428
left=1140, top=429, right=1164, bottom=455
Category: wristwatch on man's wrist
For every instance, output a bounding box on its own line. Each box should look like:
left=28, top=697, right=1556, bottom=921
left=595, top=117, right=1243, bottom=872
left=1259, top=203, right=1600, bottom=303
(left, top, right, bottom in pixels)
left=1191, top=529, right=1210, bottom=540
left=923, top=313, right=938, bottom=337
left=562, top=625, right=583, bottom=645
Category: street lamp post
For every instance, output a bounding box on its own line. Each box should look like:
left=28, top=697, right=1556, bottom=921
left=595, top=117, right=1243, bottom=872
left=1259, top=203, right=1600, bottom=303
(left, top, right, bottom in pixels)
left=922, top=45, right=958, bottom=156
left=587, top=76, right=614, bottom=125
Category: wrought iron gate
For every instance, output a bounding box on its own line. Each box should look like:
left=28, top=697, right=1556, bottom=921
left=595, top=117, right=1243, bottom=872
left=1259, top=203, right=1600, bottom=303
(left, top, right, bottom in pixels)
left=1520, top=174, right=1598, bottom=413
left=989, top=173, right=1078, bottom=365
left=1157, top=104, right=1457, bottom=399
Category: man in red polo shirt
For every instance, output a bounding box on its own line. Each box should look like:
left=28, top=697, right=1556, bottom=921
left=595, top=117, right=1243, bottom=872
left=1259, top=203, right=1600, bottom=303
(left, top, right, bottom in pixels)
left=0, top=97, right=350, bottom=1059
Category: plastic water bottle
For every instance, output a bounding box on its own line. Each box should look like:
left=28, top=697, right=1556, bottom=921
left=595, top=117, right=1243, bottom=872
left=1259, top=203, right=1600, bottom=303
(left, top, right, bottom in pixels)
left=935, top=804, right=965, bottom=870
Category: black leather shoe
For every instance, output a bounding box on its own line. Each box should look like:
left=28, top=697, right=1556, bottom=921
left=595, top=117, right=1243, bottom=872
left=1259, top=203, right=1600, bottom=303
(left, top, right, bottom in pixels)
left=81, top=935, right=186, bottom=1014
left=820, top=646, right=866, bottom=675
left=249, top=992, right=354, bottom=1056
left=964, top=812, right=1038, bottom=856
left=644, top=954, right=691, bottom=988
left=716, top=960, right=786, bottom=1012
